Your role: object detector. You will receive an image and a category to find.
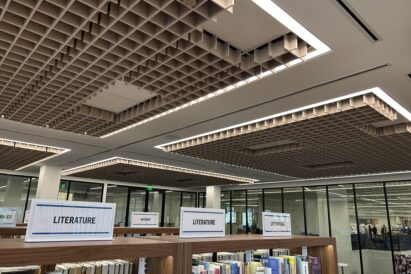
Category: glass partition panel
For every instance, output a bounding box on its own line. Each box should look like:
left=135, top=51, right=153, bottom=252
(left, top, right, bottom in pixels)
left=105, top=185, right=128, bottom=226
left=128, top=189, right=146, bottom=226
left=0, top=175, right=32, bottom=223
left=247, top=189, right=263, bottom=234
left=164, top=191, right=181, bottom=227
left=305, top=186, right=329, bottom=236
left=264, top=188, right=282, bottom=213
left=198, top=192, right=206, bottom=208
left=232, top=190, right=247, bottom=234
left=283, top=187, right=305, bottom=235
left=67, top=181, right=103, bottom=202
left=221, top=191, right=231, bottom=234
left=182, top=192, right=196, bottom=207
left=385, top=181, right=411, bottom=274
left=147, top=190, right=163, bottom=224
left=328, top=184, right=362, bottom=274
left=355, top=183, right=393, bottom=274
left=26, top=177, right=38, bottom=214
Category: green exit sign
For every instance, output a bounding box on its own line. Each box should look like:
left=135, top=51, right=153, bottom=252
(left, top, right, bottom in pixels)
left=146, top=185, right=153, bottom=191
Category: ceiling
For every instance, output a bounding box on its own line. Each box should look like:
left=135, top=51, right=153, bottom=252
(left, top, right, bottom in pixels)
left=61, top=157, right=256, bottom=188
left=161, top=93, right=411, bottom=178
left=0, top=0, right=410, bottom=188
left=0, top=0, right=314, bottom=137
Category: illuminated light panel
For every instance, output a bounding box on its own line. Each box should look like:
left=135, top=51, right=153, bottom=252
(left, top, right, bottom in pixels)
left=62, top=157, right=258, bottom=184
left=100, top=1, right=331, bottom=138
left=0, top=138, right=70, bottom=170
left=156, top=87, right=411, bottom=150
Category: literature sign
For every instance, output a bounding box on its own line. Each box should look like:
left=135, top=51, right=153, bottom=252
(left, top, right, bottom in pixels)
left=179, top=207, right=225, bottom=238
left=0, top=207, right=17, bottom=227
left=25, top=199, right=116, bottom=242
left=130, top=212, right=159, bottom=228
left=262, top=212, right=292, bottom=237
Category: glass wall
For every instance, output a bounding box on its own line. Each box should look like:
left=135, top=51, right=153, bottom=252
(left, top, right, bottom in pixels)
left=182, top=192, right=196, bottom=207
left=264, top=188, right=282, bottom=213
left=147, top=190, right=164, bottom=225
left=0, top=175, right=37, bottom=223
left=328, top=184, right=362, bottom=274
left=105, top=185, right=129, bottom=226
left=163, top=191, right=181, bottom=227
left=283, top=187, right=305, bottom=235
left=198, top=192, right=206, bottom=208
left=305, top=186, right=329, bottom=236
left=247, top=189, right=263, bottom=234
left=221, top=191, right=231, bottom=234
left=232, top=190, right=247, bottom=234
left=128, top=189, right=146, bottom=226
left=355, top=183, right=393, bottom=274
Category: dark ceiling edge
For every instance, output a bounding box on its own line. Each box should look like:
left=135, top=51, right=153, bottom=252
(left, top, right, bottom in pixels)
left=336, top=0, right=380, bottom=42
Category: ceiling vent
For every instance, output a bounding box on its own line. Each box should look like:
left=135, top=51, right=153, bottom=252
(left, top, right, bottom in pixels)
left=303, top=161, right=355, bottom=170
left=336, top=0, right=380, bottom=42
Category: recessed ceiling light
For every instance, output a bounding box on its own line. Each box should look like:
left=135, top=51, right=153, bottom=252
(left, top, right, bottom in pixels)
left=155, top=87, right=411, bottom=150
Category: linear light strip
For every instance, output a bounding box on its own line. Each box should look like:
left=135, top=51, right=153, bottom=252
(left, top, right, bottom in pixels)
left=156, top=87, right=410, bottom=149
left=100, top=1, right=332, bottom=139
left=0, top=138, right=71, bottom=171
left=61, top=157, right=258, bottom=184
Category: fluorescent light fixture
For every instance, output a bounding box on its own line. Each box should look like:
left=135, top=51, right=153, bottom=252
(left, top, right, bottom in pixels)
left=156, top=87, right=411, bottom=149
left=62, top=157, right=258, bottom=184
left=0, top=138, right=70, bottom=170
left=100, top=1, right=331, bottom=139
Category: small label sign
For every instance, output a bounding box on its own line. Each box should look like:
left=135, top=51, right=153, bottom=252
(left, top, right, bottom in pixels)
left=179, top=207, right=225, bottom=238
left=0, top=207, right=17, bottom=227
left=130, top=212, right=159, bottom=228
left=25, top=199, right=116, bottom=242
left=262, top=212, right=292, bottom=237
left=24, top=210, right=30, bottom=224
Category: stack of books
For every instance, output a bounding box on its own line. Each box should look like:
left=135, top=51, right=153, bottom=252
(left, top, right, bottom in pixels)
left=54, top=260, right=133, bottom=274
left=192, top=249, right=322, bottom=274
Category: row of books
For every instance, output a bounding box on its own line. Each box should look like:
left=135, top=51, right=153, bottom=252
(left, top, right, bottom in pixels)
left=54, top=260, right=134, bottom=274
left=192, top=249, right=321, bottom=274
left=193, top=249, right=290, bottom=265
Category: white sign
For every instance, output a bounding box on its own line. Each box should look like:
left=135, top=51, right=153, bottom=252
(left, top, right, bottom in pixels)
left=24, top=210, right=30, bottom=224
left=179, top=207, right=225, bottom=238
left=262, top=212, right=292, bottom=237
left=0, top=207, right=17, bottom=227
left=25, top=199, right=116, bottom=242
left=130, top=212, right=159, bottom=228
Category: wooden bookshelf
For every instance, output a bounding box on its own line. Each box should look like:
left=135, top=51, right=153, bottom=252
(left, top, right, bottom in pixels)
left=148, top=235, right=338, bottom=274
left=0, top=227, right=179, bottom=238
left=0, top=235, right=338, bottom=274
left=0, top=237, right=175, bottom=274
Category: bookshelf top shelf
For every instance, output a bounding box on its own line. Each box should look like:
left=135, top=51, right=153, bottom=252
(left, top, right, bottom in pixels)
left=0, top=237, right=176, bottom=267
left=147, top=235, right=336, bottom=253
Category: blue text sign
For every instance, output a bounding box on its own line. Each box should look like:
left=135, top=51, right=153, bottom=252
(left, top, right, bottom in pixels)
left=179, top=207, right=225, bottom=238
left=25, top=199, right=116, bottom=242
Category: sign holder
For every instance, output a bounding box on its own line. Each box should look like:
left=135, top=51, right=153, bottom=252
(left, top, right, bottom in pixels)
left=0, top=207, right=17, bottom=227
left=179, top=207, right=225, bottom=238
left=130, top=212, right=159, bottom=228
left=262, top=212, right=292, bottom=237
left=25, top=199, right=116, bottom=242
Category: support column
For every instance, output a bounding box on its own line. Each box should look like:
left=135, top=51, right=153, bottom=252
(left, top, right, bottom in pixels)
left=206, top=186, right=221, bottom=209
left=36, top=165, right=62, bottom=199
